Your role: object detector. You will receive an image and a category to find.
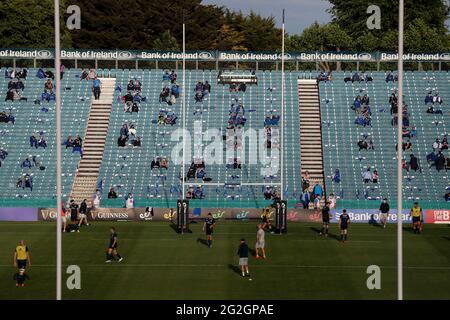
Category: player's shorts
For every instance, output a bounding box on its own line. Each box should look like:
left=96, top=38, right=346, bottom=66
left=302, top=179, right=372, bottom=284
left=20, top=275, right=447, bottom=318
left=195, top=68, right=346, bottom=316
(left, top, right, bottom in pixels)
left=380, top=213, right=388, bottom=221
left=322, top=218, right=330, bottom=224
left=340, top=224, right=348, bottom=230
left=239, top=258, right=248, bottom=266
left=412, top=216, right=421, bottom=223
left=71, top=214, right=78, bottom=221
left=61, top=216, right=67, bottom=223
left=80, top=213, right=87, bottom=219
left=109, top=243, right=118, bottom=249
left=206, top=228, right=213, bottom=235
left=256, top=241, right=265, bottom=249
left=17, top=259, right=27, bottom=269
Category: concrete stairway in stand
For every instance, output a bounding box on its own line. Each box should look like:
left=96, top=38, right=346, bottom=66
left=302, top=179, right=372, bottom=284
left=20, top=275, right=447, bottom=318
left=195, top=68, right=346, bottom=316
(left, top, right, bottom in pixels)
left=70, top=78, right=116, bottom=203
left=298, top=79, right=326, bottom=205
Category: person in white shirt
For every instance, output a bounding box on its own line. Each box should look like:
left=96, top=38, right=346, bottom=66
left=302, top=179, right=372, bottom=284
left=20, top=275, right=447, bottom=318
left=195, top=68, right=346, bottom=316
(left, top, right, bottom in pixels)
left=328, top=193, right=336, bottom=209
left=432, top=139, right=441, bottom=151
left=92, top=189, right=101, bottom=209
left=362, top=168, right=372, bottom=183
left=314, top=196, right=321, bottom=210
left=255, top=224, right=266, bottom=259
left=126, top=193, right=134, bottom=209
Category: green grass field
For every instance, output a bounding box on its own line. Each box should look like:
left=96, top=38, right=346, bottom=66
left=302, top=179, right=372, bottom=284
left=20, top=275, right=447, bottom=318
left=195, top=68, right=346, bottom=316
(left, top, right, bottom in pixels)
left=0, top=220, right=449, bottom=300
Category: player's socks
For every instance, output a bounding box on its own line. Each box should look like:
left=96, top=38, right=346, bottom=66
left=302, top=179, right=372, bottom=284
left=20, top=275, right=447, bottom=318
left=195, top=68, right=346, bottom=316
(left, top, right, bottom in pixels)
left=340, top=234, right=343, bottom=241
left=344, top=234, right=348, bottom=241
left=242, top=272, right=245, bottom=277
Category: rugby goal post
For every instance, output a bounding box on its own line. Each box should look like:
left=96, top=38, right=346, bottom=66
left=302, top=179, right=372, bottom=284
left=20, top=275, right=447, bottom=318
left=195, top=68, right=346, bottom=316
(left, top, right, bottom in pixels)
left=176, top=199, right=190, bottom=234
left=274, top=200, right=287, bottom=234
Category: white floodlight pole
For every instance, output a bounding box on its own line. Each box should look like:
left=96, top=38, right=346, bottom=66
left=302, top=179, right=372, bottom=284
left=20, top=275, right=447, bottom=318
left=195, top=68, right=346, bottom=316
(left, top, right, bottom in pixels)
left=54, top=0, right=63, bottom=301
left=280, top=9, right=285, bottom=201
left=182, top=20, right=186, bottom=199
left=397, top=0, right=404, bottom=301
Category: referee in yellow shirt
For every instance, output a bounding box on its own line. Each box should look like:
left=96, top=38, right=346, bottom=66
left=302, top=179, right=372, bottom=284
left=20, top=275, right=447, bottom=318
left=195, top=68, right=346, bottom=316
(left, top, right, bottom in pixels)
left=13, top=240, right=31, bottom=269
left=410, top=202, right=423, bottom=234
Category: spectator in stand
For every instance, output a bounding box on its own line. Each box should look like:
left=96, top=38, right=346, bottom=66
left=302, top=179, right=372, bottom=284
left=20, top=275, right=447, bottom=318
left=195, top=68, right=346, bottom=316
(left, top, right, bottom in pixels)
left=120, top=124, right=129, bottom=137
left=162, top=70, right=171, bottom=81
left=351, top=72, right=361, bottom=83
left=92, top=77, right=102, bottom=100
left=362, top=168, right=372, bottom=183
left=160, top=158, right=168, bottom=169
left=0, top=148, right=8, bottom=167
left=404, top=140, right=413, bottom=151
left=409, top=154, right=420, bottom=172
left=361, top=93, right=370, bottom=106
left=445, top=190, right=450, bottom=202
left=30, top=135, right=38, bottom=148
left=328, top=193, right=336, bottom=209
left=151, top=158, right=160, bottom=169
left=117, top=135, right=128, bottom=147
left=159, top=86, right=171, bottom=104
left=332, top=168, right=341, bottom=183
left=352, top=95, right=362, bottom=111
left=108, top=187, right=118, bottom=199
left=317, top=71, right=332, bottom=82
left=44, top=79, right=53, bottom=93
left=203, top=81, right=211, bottom=93
left=372, top=170, right=379, bottom=184
left=427, top=151, right=438, bottom=168
left=427, top=104, right=443, bottom=114
left=433, top=92, right=443, bottom=105
left=87, top=69, right=96, bottom=80
left=301, top=190, right=310, bottom=209
left=125, top=193, right=135, bottom=208
left=37, top=136, right=47, bottom=149
left=433, top=139, right=442, bottom=152
left=133, top=136, right=141, bottom=147
left=301, top=171, right=310, bottom=191
left=410, top=126, right=418, bottom=138
left=65, top=135, right=74, bottom=148
left=441, top=137, right=448, bottom=150
left=80, top=69, right=89, bottom=81
left=60, top=63, right=65, bottom=80
left=21, top=158, right=32, bottom=169
left=425, top=91, right=433, bottom=104
left=358, top=138, right=368, bottom=151
left=93, top=189, right=101, bottom=209
left=134, top=79, right=142, bottom=92
left=313, top=196, right=321, bottom=210
left=44, top=69, right=54, bottom=79
left=169, top=70, right=177, bottom=84
left=126, top=80, right=134, bottom=91
left=312, top=183, right=323, bottom=199
left=5, top=68, right=14, bottom=79
left=385, top=71, right=396, bottom=83
left=435, top=152, right=446, bottom=171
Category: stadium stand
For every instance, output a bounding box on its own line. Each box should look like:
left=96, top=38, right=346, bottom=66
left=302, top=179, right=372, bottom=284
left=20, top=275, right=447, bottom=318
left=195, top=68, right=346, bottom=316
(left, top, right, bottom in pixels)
left=320, top=71, right=449, bottom=208
left=0, top=68, right=91, bottom=204
left=0, top=68, right=448, bottom=209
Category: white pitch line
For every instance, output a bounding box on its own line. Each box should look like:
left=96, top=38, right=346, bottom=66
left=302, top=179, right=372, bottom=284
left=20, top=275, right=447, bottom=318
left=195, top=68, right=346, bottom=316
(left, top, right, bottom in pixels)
left=291, top=240, right=380, bottom=243
left=0, top=264, right=449, bottom=270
